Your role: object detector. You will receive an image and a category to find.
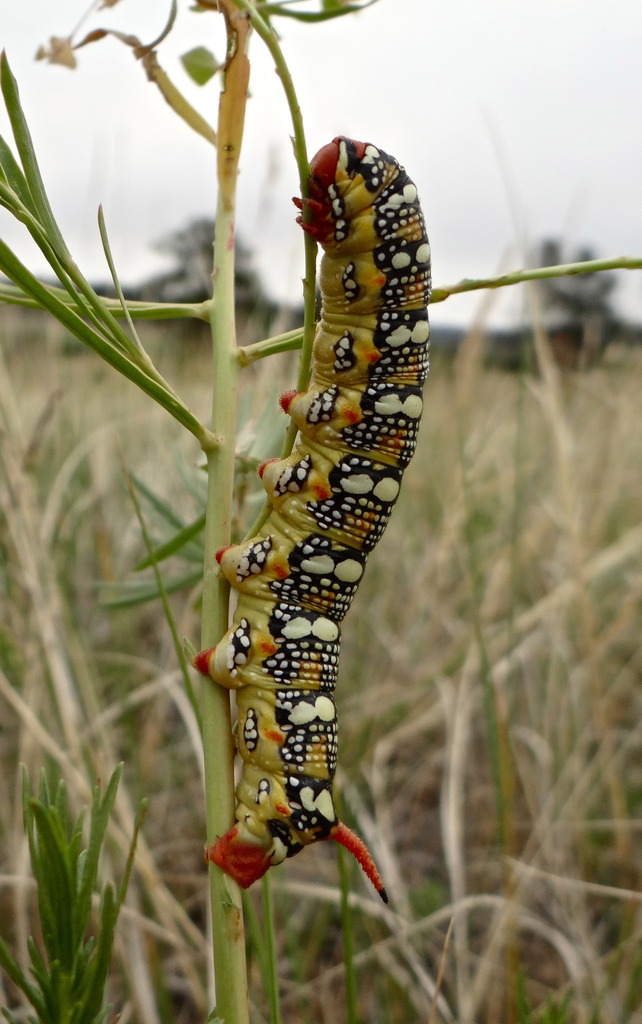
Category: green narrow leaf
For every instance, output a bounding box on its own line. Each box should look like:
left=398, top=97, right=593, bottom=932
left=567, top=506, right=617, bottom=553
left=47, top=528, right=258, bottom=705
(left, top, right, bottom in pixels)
left=0, top=277, right=209, bottom=320
left=0, top=934, right=43, bottom=1011
left=97, top=205, right=146, bottom=356
left=115, top=798, right=147, bottom=914
left=129, top=472, right=192, bottom=531
left=29, top=803, right=76, bottom=970
left=74, top=766, right=123, bottom=943
left=181, top=46, right=220, bottom=85
left=133, top=512, right=206, bottom=570
left=78, top=882, right=117, bottom=1022
left=260, top=0, right=381, bottom=21
left=0, top=133, right=33, bottom=207
left=53, top=777, right=70, bottom=830
left=0, top=53, right=70, bottom=255
left=99, top=568, right=201, bottom=608
left=24, top=940, right=51, bottom=1019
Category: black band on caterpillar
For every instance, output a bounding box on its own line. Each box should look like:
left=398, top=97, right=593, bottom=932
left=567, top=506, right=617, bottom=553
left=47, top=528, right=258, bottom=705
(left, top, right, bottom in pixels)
left=195, top=137, right=431, bottom=902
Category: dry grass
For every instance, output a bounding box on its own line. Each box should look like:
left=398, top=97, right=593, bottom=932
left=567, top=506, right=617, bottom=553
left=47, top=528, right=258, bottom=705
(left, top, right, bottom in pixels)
left=1, top=311, right=642, bottom=1024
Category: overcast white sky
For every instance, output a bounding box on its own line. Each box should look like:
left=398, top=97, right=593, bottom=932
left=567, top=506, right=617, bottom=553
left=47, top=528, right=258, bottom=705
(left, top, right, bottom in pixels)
left=1, top=0, right=641, bottom=327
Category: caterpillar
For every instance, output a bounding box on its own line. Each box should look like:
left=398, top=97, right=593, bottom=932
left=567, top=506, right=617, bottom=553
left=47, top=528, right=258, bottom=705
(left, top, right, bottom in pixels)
left=195, top=137, right=431, bottom=902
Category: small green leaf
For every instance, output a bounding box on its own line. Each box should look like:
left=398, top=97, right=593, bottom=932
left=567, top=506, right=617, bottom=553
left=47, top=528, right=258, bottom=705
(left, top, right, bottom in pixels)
left=0, top=133, right=32, bottom=208
left=181, top=46, right=220, bottom=85
left=12, top=768, right=140, bottom=1024
left=98, top=568, right=201, bottom=608
left=133, top=512, right=205, bottom=570
left=129, top=472, right=188, bottom=531
left=0, top=53, right=69, bottom=254
left=259, top=0, right=382, bottom=21
left=183, top=636, right=198, bottom=663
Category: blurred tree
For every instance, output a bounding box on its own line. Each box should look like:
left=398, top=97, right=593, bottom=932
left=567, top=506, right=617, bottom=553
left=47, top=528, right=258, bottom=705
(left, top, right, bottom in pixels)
left=535, top=239, right=619, bottom=368
left=143, top=217, right=265, bottom=308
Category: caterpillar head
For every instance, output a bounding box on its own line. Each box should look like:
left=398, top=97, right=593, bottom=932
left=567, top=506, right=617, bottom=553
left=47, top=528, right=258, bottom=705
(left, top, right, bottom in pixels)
left=293, top=137, right=364, bottom=242
left=308, top=137, right=367, bottom=192
left=294, top=137, right=398, bottom=247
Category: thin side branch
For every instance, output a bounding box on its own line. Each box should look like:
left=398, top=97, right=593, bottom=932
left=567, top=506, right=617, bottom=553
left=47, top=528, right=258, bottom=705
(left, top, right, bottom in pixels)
left=431, top=256, right=642, bottom=304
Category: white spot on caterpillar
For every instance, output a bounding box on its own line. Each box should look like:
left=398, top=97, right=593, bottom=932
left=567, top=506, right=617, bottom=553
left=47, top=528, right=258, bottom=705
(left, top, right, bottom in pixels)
left=299, top=787, right=336, bottom=822
left=374, top=395, right=404, bottom=416
left=312, top=617, right=339, bottom=642
left=288, top=695, right=335, bottom=726
left=403, top=395, right=424, bottom=418
left=281, top=617, right=312, bottom=639
left=411, top=320, right=430, bottom=345
left=301, top=555, right=335, bottom=575
left=382, top=192, right=403, bottom=210
left=416, top=242, right=431, bottom=263
left=281, top=616, right=338, bottom=642
left=373, top=477, right=401, bottom=501
left=388, top=325, right=412, bottom=346
left=335, top=559, right=363, bottom=583
left=315, top=696, right=336, bottom=721
left=392, top=252, right=411, bottom=269
left=300, top=787, right=316, bottom=811
left=270, top=836, right=288, bottom=865
left=374, top=394, right=423, bottom=419
left=340, top=474, right=374, bottom=495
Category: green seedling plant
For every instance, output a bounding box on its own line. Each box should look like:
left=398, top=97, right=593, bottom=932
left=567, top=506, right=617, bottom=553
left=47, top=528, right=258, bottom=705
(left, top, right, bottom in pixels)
left=0, top=766, right=141, bottom=1024
left=1, top=3, right=641, bottom=1023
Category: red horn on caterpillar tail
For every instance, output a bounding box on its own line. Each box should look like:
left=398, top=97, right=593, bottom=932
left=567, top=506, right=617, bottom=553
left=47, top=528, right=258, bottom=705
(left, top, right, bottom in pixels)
left=195, top=137, right=430, bottom=902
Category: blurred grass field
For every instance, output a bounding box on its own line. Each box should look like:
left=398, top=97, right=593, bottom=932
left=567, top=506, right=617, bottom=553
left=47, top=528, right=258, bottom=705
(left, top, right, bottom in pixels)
left=1, top=308, right=642, bottom=1024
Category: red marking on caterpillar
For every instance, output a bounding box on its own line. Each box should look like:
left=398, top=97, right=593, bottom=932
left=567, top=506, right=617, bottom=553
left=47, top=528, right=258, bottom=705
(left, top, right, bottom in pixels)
left=196, top=137, right=430, bottom=903
left=206, top=827, right=272, bottom=888
left=264, top=729, right=285, bottom=744
left=311, top=482, right=332, bottom=501
left=308, top=138, right=366, bottom=194
left=258, top=638, right=278, bottom=656
left=258, top=458, right=278, bottom=478
left=279, top=389, right=297, bottom=414
left=193, top=647, right=215, bottom=676
left=308, top=138, right=342, bottom=188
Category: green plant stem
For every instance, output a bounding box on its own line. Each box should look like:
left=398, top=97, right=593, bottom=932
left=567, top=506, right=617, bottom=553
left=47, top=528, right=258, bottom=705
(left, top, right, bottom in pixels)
left=200, top=5, right=251, bottom=1023
left=430, top=255, right=642, bottom=303
left=140, top=48, right=217, bottom=147
left=227, top=0, right=319, bottom=549
left=229, top=0, right=317, bottom=419
left=0, top=281, right=210, bottom=319
left=259, top=878, right=283, bottom=1024
left=238, top=326, right=304, bottom=363
left=338, top=844, right=359, bottom=1024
